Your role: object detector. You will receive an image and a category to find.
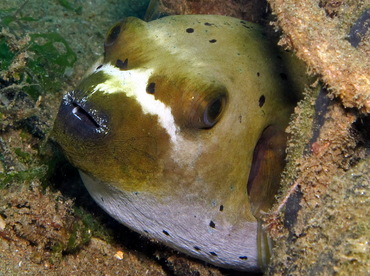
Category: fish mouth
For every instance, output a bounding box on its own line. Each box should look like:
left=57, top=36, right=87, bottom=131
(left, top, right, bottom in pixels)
left=55, top=91, right=109, bottom=139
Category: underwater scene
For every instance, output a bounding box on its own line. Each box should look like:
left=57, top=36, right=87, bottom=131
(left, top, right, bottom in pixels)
left=0, top=0, right=369, bottom=275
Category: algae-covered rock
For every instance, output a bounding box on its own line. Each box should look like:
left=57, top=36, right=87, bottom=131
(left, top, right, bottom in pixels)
left=264, top=1, right=370, bottom=274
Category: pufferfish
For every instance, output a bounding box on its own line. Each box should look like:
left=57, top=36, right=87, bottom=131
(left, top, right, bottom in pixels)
left=53, top=15, right=304, bottom=271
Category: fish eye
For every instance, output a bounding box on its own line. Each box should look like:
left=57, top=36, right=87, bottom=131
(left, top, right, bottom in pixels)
left=105, top=22, right=121, bottom=47
left=202, top=96, right=226, bottom=128
left=188, top=90, right=227, bottom=129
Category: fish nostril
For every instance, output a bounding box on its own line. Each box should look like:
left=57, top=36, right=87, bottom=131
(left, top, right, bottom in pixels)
left=71, top=102, right=100, bottom=129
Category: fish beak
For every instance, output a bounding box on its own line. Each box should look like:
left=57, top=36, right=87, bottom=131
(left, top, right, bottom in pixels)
left=54, top=91, right=109, bottom=141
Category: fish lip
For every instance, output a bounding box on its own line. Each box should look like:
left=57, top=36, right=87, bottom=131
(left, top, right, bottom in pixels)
left=56, top=90, right=109, bottom=139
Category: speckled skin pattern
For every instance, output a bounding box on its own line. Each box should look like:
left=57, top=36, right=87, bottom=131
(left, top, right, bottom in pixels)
left=53, top=15, right=299, bottom=271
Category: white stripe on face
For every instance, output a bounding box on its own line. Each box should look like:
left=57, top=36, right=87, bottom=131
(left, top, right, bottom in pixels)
left=90, top=64, right=179, bottom=143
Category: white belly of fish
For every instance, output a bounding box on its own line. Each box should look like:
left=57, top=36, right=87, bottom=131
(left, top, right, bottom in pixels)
left=80, top=171, right=259, bottom=271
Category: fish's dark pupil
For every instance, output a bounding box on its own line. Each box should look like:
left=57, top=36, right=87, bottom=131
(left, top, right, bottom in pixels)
left=206, top=98, right=222, bottom=123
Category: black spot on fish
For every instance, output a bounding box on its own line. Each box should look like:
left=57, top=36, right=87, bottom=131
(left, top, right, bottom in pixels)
left=239, top=256, right=248, bottom=260
left=162, top=230, right=170, bottom=236
left=209, top=39, right=217, bottom=43
left=209, top=221, right=216, bottom=228
left=259, top=95, right=265, bottom=107
left=210, top=252, right=218, bottom=257
left=219, top=205, right=224, bottom=211
left=96, top=64, right=103, bottom=70
left=280, top=72, right=288, bottom=80
left=116, top=58, right=128, bottom=70
left=241, top=21, right=252, bottom=28
left=257, top=72, right=260, bottom=77
left=146, top=82, right=156, bottom=94
left=144, top=230, right=148, bottom=233
left=186, top=28, right=194, bottom=33
left=204, top=22, right=213, bottom=26
left=101, top=197, right=104, bottom=202
left=194, top=246, right=201, bottom=251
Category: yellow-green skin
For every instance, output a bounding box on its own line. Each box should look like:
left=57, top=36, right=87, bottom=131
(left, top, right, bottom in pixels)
left=53, top=15, right=300, bottom=271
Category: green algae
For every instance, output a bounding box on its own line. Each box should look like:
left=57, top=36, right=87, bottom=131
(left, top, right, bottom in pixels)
left=0, top=38, right=14, bottom=70
left=24, top=33, right=77, bottom=100
left=57, top=0, right=83, bottom=15
left=1, top=9, right=77, bottom=101
left=73, top=206, right=115, bottom=243
left=0, top=165, right=48, bottom=188
left=14, top=147, right=31, bottom=162
left=65, top=219, right=92, bottom=254
left=0, top=7, right=38, bottom=26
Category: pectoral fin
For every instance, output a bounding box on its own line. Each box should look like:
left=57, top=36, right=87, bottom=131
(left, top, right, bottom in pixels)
left=247, top=125, right=287, bottom=218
